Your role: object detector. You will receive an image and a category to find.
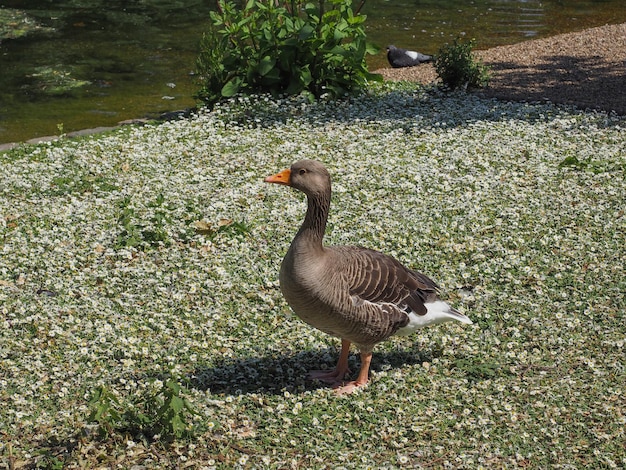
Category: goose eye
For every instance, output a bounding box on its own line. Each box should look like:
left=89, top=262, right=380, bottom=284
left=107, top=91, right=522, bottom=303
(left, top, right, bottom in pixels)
left=298, top=169, right=307, bottom=175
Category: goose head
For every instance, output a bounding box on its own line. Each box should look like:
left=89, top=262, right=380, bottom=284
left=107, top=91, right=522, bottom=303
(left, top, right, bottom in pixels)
left=264, top=159, right=331, bottom=198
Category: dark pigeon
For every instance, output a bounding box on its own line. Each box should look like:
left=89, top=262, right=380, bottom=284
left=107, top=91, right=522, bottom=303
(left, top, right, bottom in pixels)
left=386, top=45, right=433, bottom=68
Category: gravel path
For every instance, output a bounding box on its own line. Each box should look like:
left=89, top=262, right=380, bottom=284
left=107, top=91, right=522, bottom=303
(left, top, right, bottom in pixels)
left=376, top=23, right=626, bottom=115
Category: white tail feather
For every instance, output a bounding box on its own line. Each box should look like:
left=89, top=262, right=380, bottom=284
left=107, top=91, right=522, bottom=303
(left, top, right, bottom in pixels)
left=396, top=301, right=472, bottom=336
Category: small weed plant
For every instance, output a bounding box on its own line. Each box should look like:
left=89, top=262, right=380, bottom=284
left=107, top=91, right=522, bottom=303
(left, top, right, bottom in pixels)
left=196, top=0, right=380, bottom=104
left=87, top=385, right=123, bottom=439
left=115, top=194, right=171, bottom=250
left=435, top=37, right=490, bottom=90
left=88, top=379, right=198, bottom=441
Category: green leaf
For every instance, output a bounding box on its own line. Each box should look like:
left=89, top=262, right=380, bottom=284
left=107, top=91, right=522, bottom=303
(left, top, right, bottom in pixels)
left=258, top=56, right=276, bottom=76
left=299, top=24, right=315, bottom=41
left=300, top=65, right=313, bottom=86
left=170, top=415, right=186, bottom=435
left=364, top=71, right=384, bottom=82
left=365, top=42, right=380, bottom=56
left=184, top=398, right=198, bottom=414
left=170, top=395, right=185, bottom=413
left=329, top=45, right=348, bottom=56
left=221, top=77, right=243, bottom=97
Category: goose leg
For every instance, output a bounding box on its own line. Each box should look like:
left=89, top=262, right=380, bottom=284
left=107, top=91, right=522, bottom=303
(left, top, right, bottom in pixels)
left=308, top=338, right=351, bottom=384
left=333, top=351, right=372, bottom=395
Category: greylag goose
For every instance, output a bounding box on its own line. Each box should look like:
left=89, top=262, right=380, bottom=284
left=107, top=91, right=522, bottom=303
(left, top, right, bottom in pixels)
left=264, top=160, right=472, bottom=394
left=386, top=45, right=433, bottom=68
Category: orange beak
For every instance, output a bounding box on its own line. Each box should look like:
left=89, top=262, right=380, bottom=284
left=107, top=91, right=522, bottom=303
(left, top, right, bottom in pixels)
left=264, top=168, right=291, bottom=186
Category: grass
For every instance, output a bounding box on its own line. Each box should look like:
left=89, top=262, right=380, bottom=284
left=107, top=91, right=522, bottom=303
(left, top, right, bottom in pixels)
left=1, top=82, right=625, bottom=468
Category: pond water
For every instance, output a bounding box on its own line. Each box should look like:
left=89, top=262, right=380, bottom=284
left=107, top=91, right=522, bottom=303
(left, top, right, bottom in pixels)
left=1, top=0, right=625, bottom=145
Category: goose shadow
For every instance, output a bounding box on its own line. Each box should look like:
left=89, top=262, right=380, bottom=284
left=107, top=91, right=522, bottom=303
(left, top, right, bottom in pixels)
left=189, top=344, right=440, bottom=395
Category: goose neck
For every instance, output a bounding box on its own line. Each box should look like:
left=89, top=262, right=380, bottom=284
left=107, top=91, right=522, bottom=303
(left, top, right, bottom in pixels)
left=295, top=192, right=329, bottom=249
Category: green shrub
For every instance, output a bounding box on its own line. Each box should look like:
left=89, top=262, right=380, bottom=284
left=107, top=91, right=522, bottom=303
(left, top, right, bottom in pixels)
left=195, top=0, right=380, bottom=105
left=434, top=37, right=490, bottom=90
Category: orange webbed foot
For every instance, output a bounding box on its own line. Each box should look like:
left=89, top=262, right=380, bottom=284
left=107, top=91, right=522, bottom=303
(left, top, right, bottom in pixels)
left=308, top=368, right=351, bottom=384
left=332, top=380, right=367, bottom=395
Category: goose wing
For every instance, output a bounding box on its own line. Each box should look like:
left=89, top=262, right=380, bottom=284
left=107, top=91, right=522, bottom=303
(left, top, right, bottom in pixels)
left=334, top=246, right=439, bottom=316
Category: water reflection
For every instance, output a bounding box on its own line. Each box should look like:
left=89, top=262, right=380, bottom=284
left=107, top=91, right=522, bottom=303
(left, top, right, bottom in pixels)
left=365, top=0, right=547, bottom=51
left=492, top=0, right=545, bottom=36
